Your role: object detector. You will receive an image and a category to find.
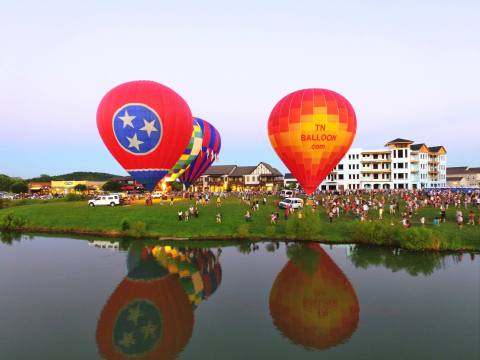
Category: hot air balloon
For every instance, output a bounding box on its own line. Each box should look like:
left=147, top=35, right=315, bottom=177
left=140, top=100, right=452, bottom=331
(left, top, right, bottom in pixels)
left=163, top=118, right=204, bottom=183
left=269, top=243, right=359, bottom=349
left=97, top=80, right=193, bottom=191
left=179, top=118, right=221, bottom=189
left=96, top=245, right=194, bottom=360
left=152, top=246, right=222, bottom=306
left=268, top=89, right=356, bottom=194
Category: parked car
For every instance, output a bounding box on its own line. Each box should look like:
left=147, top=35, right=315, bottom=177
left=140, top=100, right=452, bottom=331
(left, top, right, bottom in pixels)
left=88, top=194, right=121, bottom=207
left=151, top=191, right=163, bottom=199
left=278, top=197, right=304, bottom=209
left=280, top=189, right=294, bottom=198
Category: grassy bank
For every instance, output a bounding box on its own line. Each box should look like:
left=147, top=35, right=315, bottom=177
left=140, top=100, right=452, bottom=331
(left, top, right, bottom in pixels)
left=0, top=198, right=479, bottom=251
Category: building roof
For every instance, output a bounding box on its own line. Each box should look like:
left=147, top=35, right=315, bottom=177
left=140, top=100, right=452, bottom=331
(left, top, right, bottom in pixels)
left=230, top=166, right=257, bottom=176
left=259, top=162, right=283, bottom=176
left=284, top=173, right=296, bottom=179
left=385, top=138, right=414, bottom=145
left=111, top=176, right=133, bottom=181
left=447, top=166, right=468, bottom=175
left=428, top=146, right=447, bottom=153
left=467, top=167, right=480, bottom=174
left=447, top=176, right=464, bottom=182
left=203, top=165, right=236, bottom=176
left=410, top=143, right=429, bottom=151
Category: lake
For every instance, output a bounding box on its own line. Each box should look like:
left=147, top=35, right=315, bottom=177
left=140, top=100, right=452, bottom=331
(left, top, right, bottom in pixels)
left=0, top=234, right=478, bottom=359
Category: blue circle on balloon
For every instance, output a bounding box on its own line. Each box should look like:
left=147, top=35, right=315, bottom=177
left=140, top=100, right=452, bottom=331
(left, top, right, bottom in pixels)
left=113, top=103, right=162, bottom=155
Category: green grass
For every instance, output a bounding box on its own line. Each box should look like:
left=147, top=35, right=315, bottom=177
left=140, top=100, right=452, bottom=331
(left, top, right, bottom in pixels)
left=0, top=197, right=479, bottom=251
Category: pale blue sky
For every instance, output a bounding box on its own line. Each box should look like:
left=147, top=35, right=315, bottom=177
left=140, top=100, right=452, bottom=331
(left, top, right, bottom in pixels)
left=1, top=0, right=479, bottom=177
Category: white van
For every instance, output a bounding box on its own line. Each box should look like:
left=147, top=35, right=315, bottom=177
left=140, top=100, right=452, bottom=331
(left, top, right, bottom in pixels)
left=280, top=190, right=294, bottom=198
left=88, top=194, right=121, bottom=207
left=278, top=197, right=304, bottom=209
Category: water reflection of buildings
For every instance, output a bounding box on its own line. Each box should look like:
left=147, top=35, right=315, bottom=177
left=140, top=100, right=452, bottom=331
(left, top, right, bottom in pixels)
left=269, top=243, right=359, bottom=350
left=89, top=241, right=120, bottom=250
left=96, top=245, right=222, bottom=360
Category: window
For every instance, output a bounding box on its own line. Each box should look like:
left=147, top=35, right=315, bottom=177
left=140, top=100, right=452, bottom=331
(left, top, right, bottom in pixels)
left=398, top=149, right=403, bottom=158
left=338, top=164, right=344, bottom=170
left=398, top=163, right=404, bottom=169
left=339, top=174, right=344, bottom=180
left=374, top=174, right=378, bottom=179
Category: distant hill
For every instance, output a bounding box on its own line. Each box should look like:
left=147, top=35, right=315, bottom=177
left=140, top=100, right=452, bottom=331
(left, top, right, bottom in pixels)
left=28, top=172, right=122, bottom=182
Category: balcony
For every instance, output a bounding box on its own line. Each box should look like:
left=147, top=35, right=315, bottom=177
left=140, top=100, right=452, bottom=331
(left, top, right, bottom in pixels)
left=361, top=169, right=391, bottom=173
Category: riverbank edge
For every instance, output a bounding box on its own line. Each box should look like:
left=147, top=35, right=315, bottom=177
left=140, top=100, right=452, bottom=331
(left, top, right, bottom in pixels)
left=2, top=225, right=479, bottom=252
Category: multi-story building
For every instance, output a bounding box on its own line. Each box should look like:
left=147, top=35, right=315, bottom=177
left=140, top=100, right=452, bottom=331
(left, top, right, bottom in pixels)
left=446, top=167, right=480, bottom=187
left=193, top=162, right=283, bottom=192
left=318, top=138, right=447, bottom=190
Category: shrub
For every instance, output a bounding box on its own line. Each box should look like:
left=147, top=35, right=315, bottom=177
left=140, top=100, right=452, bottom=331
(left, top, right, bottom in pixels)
left=0, top=213, right=27, bottom=231
left=65, top=193, right=84, bottom=201
left=285, top=212, right=319, bottom=240
left=120, top=218, right=131, bottom=231
left=399, top=227, right=445, bottom=251
left=123, top=221, right=147, bottom=238
left=236, top=224, right=250, bottom=237
left=265, top=225, right=276, bottom=239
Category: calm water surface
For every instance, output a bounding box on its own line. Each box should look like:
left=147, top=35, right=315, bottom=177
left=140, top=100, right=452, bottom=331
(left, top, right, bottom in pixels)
left=0, top=234, right=478, bottom=360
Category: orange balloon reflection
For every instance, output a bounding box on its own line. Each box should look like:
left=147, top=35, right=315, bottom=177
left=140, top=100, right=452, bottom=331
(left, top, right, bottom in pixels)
left=269, top=243, right=359, bottom=349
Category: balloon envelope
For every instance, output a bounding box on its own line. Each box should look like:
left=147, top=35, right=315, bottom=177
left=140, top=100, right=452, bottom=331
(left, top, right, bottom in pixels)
left=269, top=244, right=359, bottom=349
left=164, top=118, right=203, bottom=182
left=179, top=118, right=221, bottom=188
left=97, top=246, right=194, bottom=360
left=97, top=80, right=193, bottom=191
left=268, top=88, right=356, bottom=194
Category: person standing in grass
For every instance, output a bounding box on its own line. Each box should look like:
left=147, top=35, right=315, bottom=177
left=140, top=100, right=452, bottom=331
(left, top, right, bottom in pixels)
left=216, top=212, right=222, bottom=223
left=378, top=202, right=384, bottom=220
left=216, top=197, right=221, bottom=208
left=170, top=196, right=174, bottom=206
left=270, top=212, right=277, bottom=224
left=245, top=210, right=251, bottom=222
left=468, top=210, right=475, bottom=225
left=440, top=205, right=446, bottom=223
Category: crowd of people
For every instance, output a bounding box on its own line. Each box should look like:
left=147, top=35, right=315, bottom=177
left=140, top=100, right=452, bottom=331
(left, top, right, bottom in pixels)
left=169, top=188, right=480, bottom=229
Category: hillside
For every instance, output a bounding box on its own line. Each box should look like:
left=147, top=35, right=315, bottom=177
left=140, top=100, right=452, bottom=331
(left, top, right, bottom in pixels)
left=28, top=172, right=122, bottom=182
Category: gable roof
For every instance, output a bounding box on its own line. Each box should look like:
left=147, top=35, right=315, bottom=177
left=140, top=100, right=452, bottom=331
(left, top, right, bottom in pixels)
left=230, top=166, right=257, bottom=176
left=203, top=165, right=236, bottom=176
left=428, top=146, right=447, bottom=154
left=447, top=176, right=464, bottom=182
left=284, top=173, right=296, bottom=179
left=410, top=143, right=429, bottom=151
left=385, top=138, right=414, bottom=146
left=259, top=162, right=283, bottom=176
left=447, top=166, right=468, bottom=175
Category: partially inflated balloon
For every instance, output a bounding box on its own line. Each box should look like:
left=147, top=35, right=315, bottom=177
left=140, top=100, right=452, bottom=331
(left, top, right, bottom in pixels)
left=269, top=244, right=359, bottom=349
left=97, top=80, right=193, bottom=191
left=268, top=89, right=356, bottom=194
left=164, top=118, right=203, bottom=182
left=179, top=118, right=221, bottom=188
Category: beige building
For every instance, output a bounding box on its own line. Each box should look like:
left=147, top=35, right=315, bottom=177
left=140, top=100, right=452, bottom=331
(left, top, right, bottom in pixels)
left=447, top=167, right=480, bottom=188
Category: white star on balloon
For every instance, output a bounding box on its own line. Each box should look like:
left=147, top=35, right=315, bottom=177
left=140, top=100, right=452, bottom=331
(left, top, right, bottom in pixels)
left=118, top=110, right=136, bottom=128
left=126, top=133, right=144, bottom=151
left=139, top=119, right=158, bottom=137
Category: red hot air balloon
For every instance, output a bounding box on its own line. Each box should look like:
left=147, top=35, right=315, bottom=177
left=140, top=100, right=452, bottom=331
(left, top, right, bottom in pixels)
left=97, top=81, right=193, bottom=191
left=268, top=89, right=356, bottom=194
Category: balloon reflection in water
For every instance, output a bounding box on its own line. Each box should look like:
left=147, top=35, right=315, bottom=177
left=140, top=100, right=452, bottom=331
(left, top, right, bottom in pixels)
left=269, top=243, right=359, bottom=350
left=96, top=245, right=222, bottom=360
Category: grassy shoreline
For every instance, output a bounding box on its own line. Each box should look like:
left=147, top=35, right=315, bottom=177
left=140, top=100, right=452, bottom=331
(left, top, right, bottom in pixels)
left=1, top=198, right=479, bottom=251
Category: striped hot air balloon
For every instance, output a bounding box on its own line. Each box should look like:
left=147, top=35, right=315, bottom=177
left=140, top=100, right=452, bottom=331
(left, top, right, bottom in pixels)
left=163, top=118, right=204, bottom=183
left=179, top=118, right=221, bottom=189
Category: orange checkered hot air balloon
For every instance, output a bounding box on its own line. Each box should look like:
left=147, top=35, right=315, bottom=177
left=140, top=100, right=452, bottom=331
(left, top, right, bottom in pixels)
left=269, top=243, right=359, bottom=349
left=268, top=89, right=356, bottom=194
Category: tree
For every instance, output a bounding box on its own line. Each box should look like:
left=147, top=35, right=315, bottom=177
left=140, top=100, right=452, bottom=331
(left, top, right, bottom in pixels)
left=10, top=181, right=28, bottom=194
left=0, top=174, right=14, bottom=192
left=74, top=184, right=87, bottom=192
left=169, top=181, right=183, bottom=192
left=102, top=180, right=122, bottom=192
